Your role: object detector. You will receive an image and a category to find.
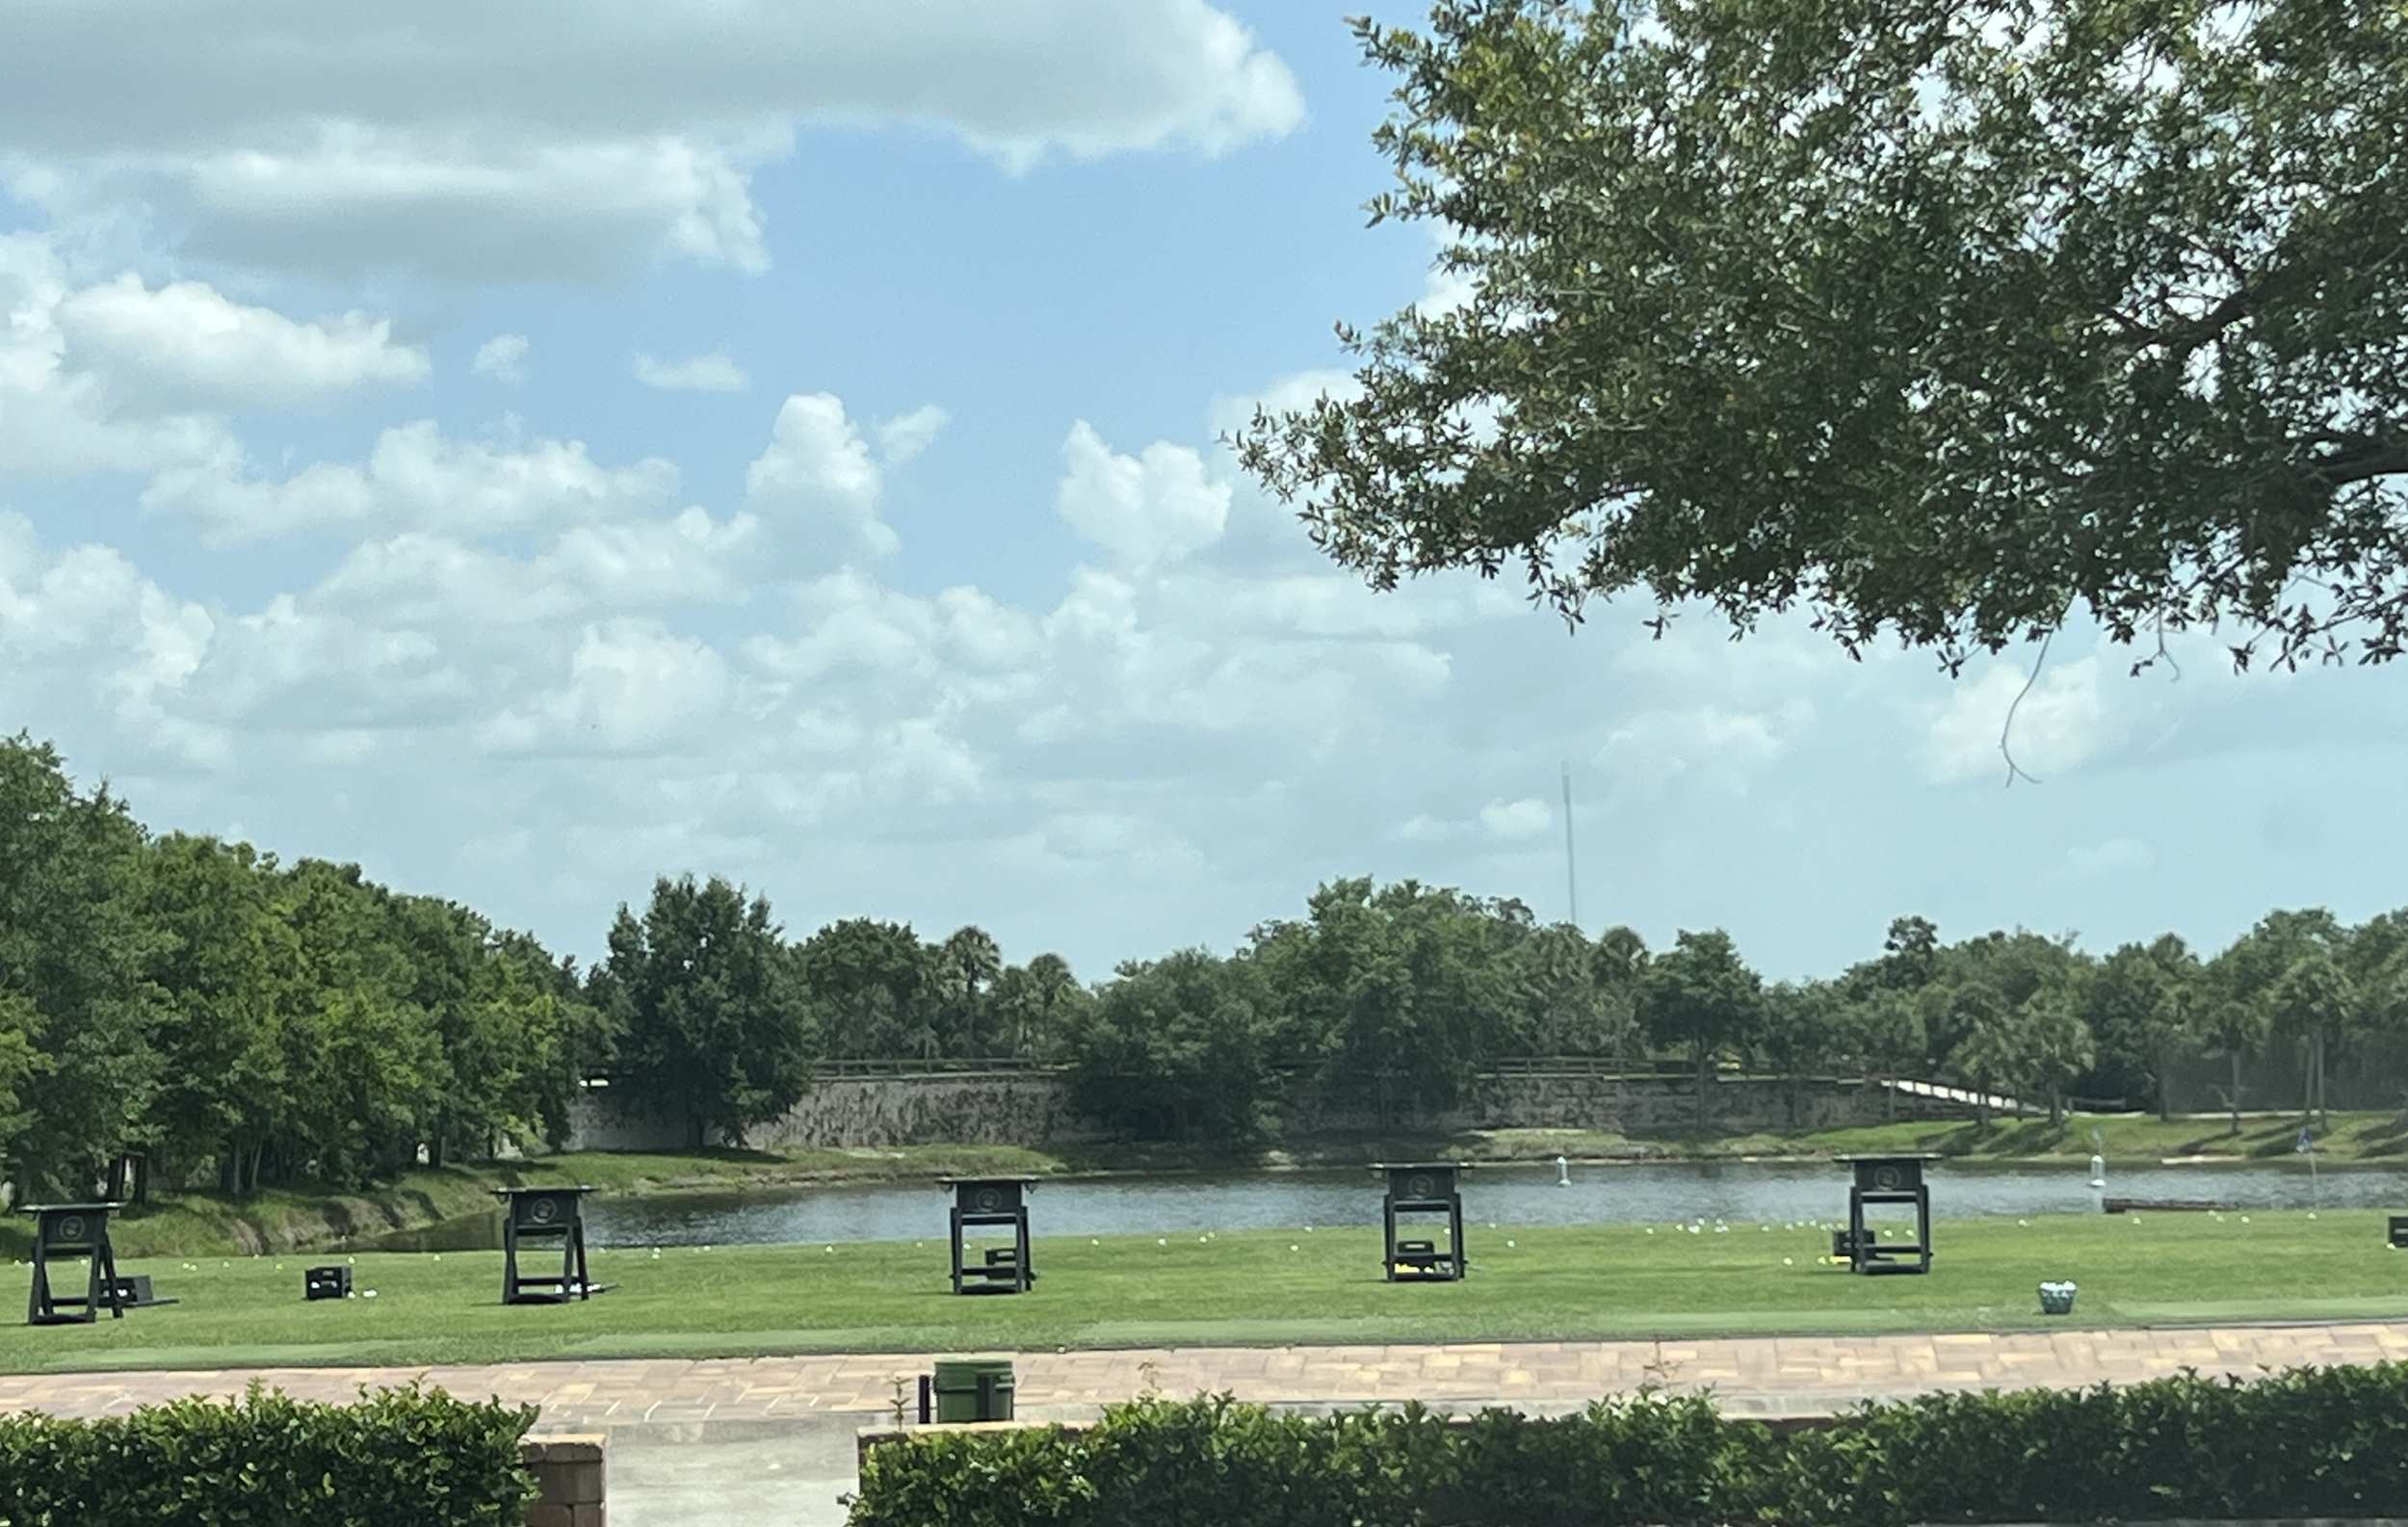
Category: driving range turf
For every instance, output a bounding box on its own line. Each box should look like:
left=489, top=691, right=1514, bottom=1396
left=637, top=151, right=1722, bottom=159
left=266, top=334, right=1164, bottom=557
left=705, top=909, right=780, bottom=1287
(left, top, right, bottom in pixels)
left=4, top=1208, right=2403, bottom=1375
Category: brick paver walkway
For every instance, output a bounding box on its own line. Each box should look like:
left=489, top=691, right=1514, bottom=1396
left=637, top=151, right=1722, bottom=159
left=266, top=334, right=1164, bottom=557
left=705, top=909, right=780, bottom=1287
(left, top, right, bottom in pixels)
left=5, top=1323, right=2404, bottom=1429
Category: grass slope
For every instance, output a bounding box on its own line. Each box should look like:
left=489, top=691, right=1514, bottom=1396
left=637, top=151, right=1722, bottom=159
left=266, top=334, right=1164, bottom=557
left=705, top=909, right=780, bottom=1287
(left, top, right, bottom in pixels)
left=6, top=1209, right=2402, bottom=1378
left=1366, top=1111, right=2408, bottom=1169
left=0, top=1145, right=1063, bottom=1262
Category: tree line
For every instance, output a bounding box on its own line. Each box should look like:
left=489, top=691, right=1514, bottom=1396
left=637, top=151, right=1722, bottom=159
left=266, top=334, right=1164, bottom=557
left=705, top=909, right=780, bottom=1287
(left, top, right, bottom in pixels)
left=1071, top=886, right=2408, bottom=1144
left=6, top=734, right=2404, bottom=1188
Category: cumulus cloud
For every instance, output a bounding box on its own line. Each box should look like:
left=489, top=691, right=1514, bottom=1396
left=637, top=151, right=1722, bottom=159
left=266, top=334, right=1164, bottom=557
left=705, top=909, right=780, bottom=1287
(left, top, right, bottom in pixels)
left=143, top=420, right=680, bottom=542
left=0, top=513, right=221, bottom=769
left=633, top=351, right=747, bottom=393
left=1601, top=700, right=1817, bottom=793
left=877, top=404, right=950, bottom=464
left=0, top=3, right=1303, bottom=279
left=1056, top=420, right=1229, bottom=568
left=1392, top=797, right=1555, bottom=845
left=1479, top=797, right=1553, bottom=840
left=744, top=392, right=897, bottom=565
left=1924, top=655, right=2118, bottom=783
left=51, top=273, right=428, bottom=411
left=312, top=508, right=759, bottom=629
left=1206, top=367, right=1362, bottom=438
left=471, top=332, right=528, bottom=383
left=480, top=620, right=735, bottom=757
left=0, top=236, right=258, bottom=476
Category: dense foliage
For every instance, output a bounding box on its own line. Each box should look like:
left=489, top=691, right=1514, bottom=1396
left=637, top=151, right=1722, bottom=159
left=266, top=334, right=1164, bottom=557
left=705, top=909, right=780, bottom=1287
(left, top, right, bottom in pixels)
left=5, top=734, right=2405, bottom=1184
left=0, top=1382, right=535, bottom=1527
left=1234, top=0, right=2408, bottom=671
left=0, top=736, right=605, bottom=1198
left=847, top=1365, right=2408, bottom=1526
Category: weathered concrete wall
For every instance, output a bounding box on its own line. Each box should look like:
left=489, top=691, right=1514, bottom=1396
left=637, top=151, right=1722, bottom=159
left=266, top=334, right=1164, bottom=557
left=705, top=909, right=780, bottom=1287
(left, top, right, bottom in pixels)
left=565, top=1069, right=1973, bottom=1152
left=746, top=1074, right=1107, bottom=1150
left=564, top=1072, right=1109, bottom=1152
left=1277, top=1072, right=1967, bottom=1137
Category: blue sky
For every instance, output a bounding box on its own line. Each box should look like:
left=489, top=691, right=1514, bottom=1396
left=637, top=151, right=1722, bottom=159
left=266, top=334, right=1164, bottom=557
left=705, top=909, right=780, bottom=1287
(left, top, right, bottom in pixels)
left=3, top=1, right=2403, bottom=984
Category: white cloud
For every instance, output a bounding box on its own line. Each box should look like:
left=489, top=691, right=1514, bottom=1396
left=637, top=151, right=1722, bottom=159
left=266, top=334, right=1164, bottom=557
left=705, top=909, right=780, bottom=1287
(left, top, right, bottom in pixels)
left=744, top=393, right=897, bottom=565
left=1602, top=701, right=1817, bottom=792
left=1392, top=797, right=1555, bottom=845
left=1206, top=367, right=1362, bottom=438
left=143, top=419, right=680, bottom=542
left=877, top=404, right=950, bottom=464
left=0, top=3, right=1303, bottom=279
left=1057, top=420, right=1229, bottom=568
left=481, top=620, right=736, bottom=758
left=311, top=507, right=759, bottom=629
left=633, top=351, right=748, bottom=393
left=1154, top=567, right=1520, bottom=640
left=472, top=332, right=528, bottom=383
left=0, top=513, right=221, bottom=769
left=1417, top=234, right=1478, bottom=321
left=52, top=273, right=428, bottom=411
left=0, top=235, right=239, bottom=476
left=1479, top=797, right=1553, bottom=840
left=1924, top=655, right=2117, bottom=783
left=191, top=592, right=481, bottom=733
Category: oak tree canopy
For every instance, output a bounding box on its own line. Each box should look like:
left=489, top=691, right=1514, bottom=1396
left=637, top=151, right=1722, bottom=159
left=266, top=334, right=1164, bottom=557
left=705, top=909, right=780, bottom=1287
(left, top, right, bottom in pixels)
left=1234, top=0, right=2407, bottom=671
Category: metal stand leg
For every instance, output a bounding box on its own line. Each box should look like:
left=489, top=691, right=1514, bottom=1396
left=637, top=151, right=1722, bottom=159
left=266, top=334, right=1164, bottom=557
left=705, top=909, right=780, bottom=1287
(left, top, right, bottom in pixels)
left=1014, top=1214, right=1032, bottom=1292
left=1382, top=1200, right=1398, bottom=1282
left=95, top=1236, right=124, bottom=1320
left=950, top=1209, right=964, bottom=1295
left=27, top=1244, right=49, bottom=1324
left=502, top=1217, right=520, bottom=1304
left=1848, top=1190, right=1869, bottom=1274
left=1450, top=1198, right=1467, bottom=1279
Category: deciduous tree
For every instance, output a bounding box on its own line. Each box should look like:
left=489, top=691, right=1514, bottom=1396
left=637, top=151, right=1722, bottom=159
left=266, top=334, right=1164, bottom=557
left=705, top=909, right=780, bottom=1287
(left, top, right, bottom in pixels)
left=596, top=876, right=816, bottom=1148
left=1640, top=929, right=1763, bottom=1128
left=1236, top=1, right=2408, bottom=671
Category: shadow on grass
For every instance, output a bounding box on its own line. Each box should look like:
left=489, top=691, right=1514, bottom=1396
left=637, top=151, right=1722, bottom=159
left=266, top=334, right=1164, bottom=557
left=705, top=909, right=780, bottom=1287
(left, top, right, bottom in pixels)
left=2343, top=1116, right=2408, bottom=1155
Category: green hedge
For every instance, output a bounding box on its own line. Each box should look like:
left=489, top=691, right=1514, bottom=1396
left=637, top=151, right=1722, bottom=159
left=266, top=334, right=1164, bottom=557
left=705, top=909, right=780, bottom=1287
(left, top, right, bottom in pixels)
left=847, top=1363, right=2408, bottom=1525
left=0, top=1382, right=537, bottom=1527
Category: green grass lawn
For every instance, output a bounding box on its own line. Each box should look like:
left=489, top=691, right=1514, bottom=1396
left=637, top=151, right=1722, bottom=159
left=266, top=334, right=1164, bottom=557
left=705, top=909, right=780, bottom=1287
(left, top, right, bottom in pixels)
left=6, top=1208, right=2402, bottom=1377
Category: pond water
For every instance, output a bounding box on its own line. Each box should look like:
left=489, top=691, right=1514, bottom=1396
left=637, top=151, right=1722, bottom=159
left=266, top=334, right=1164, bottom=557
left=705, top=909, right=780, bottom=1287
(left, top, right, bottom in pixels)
left=364, top=1158, right=2408, bottom=1253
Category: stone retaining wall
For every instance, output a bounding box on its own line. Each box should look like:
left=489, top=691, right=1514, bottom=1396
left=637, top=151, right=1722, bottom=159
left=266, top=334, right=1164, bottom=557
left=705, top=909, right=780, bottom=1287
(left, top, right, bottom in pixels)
left=565, top=1069, right=1973, bottom=1153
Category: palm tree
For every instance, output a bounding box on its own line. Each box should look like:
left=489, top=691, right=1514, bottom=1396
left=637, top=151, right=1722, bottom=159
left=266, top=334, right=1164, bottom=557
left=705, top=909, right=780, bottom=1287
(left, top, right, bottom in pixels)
left=1024, top=952, right=1078, bottom=1057
left=941, top=926, right=1002, bottom=1057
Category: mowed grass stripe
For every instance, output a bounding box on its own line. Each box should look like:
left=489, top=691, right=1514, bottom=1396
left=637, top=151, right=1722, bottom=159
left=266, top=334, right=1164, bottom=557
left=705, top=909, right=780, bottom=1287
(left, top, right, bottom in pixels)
left=1, top=1210, right=2400, bottom=1376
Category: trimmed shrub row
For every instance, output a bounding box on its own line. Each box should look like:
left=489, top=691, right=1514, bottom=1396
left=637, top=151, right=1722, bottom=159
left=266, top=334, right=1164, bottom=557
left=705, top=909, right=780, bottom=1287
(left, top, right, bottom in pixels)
left=847, top=1363, right=2408, bottom=1525
left=0, top=1382, right=537, bottom=1527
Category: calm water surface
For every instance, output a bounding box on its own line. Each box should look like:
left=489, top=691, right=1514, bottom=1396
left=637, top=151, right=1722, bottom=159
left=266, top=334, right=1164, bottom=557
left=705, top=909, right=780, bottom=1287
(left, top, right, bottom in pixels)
left=365, top=1159, right=2407, bottom=1252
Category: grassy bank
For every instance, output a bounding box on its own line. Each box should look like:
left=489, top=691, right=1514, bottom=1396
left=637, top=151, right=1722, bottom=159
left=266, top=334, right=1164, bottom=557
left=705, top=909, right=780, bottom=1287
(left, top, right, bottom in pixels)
left=21, top=1111, right=2395, bottom=1262
left=1238, top=1108, right=2408, bottom=1171
left=4, top=1209, right=2400, bottom=1377
left=0, top=1145, right=1062, bottom=1262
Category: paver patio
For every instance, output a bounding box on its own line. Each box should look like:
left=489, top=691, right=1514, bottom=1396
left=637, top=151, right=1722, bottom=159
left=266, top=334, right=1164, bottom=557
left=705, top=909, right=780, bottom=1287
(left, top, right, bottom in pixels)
left=5, top=1321, right=2404, bottom=1429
